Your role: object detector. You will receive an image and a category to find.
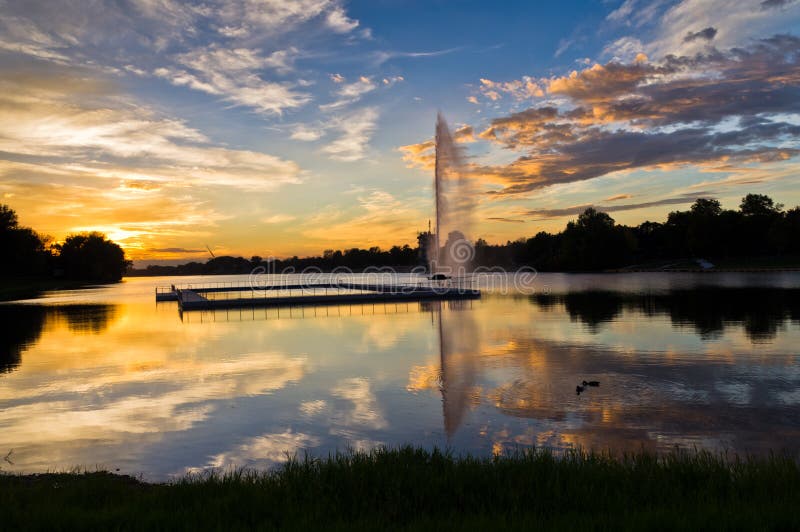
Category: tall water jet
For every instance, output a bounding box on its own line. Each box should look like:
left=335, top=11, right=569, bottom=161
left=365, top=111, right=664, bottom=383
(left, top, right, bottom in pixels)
left=432, top=113, right=476, bottom=275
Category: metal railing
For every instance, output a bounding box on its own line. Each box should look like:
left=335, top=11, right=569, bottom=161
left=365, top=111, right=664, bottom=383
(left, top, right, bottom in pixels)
left=158, top=274, right=481, bottom=307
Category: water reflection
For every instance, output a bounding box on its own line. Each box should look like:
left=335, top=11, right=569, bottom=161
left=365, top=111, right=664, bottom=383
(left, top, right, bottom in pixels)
left=0, top=306, right=44, bottom=374
left=0, top=304, right=117, bottom=374
left=436, top=301, right=480, bottom=437
left=532, top=288, right=800, bottom=341
left=434, top=291, right=800, bottom=454
left=0, top=276, right=799, bottom=479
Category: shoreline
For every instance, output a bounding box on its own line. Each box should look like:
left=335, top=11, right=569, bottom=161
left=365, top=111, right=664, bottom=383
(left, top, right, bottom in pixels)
left=125, top=266, right=800, bottom=278
left=0, top=278, right=101, bottom=303
left=2, top=447, right=798, bottom=529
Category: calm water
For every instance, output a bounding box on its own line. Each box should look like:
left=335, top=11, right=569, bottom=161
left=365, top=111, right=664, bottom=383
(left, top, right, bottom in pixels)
left=1, top=273, right=800, bottom=480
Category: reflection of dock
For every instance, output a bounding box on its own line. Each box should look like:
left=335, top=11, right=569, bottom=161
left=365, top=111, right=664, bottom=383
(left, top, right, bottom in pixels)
left=181, top=301, right=431, bottom=323
left=156, top=280, right=480, bottom=311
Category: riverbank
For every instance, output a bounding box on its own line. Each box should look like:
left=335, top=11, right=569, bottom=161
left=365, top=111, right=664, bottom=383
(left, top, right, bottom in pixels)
left=0, top=279, right=97, bottom=302
left=607, top=255, right=800, bottom=273
left=2, top=447, right=798, bottom=530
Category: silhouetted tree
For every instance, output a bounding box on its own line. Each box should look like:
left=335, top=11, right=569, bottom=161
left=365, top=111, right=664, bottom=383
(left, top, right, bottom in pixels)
left=55, top=232, right=131, bottom=282
left=0, top=204, right=18, bottom=230
left=740, top=194, right=783, bottom=217
left=691, top=198, right=723, bottom=217
left=558, top=209, right=633, bottom=270
left=0, top=204, right=49, bottom=277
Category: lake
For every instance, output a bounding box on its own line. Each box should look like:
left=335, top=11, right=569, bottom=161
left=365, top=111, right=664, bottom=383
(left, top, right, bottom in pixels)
left=2, top=273, right=799, bottom=480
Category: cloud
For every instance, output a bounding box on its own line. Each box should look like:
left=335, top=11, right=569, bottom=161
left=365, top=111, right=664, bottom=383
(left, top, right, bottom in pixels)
left=335, top=76, right=377, bottom=99
left=212, top=0, right=355, bottom=37
left=398, top=139, right=435, bottom=170
left=647, top=0, right=800, bottom=57
left=602, top=36, right=645, bottom=62
left=155, top=46, right=310, bottom=116
left=487, top=217, right=526, bottom=223
left=325, top=6, right=359, bottom=33
left=203, top=430, right=320, bottom=470
left=370, top=47, right=461, bottom=66
left=523, top=193, right=712, bottom=220
left=149, top=247, right=205, bottom=254
left=555, top=38, right=575, bottom=58
left=0, top=347, right=308, bottom=461
left=300, top=188, right=426, bottom=247
left=606, top=0, right=670, bottom=28
left=0, top=65, right=307, bottom=257
left=0, top=1, right=354, bottom=62
left=604, top=194, right=634, bottom=202
left=290, top=125, right=325, bottom=141
left=683, top=27, right=718, bottom=43
left=398, top=123, right=477, bottom=171
left=0, top=79, right=304, bottom=189
left=320, top=75, right=402, bottom=111
left=330, top=377, right=387, bottom=430
left=477, top=77, right=543, bottom=102
left=322, top=107, right=379, bottom=161
left=262, top=214, right=297, bottom=224
left=454, top=125, right=476, bottom=143
left=761, top=0, right=797, bottom=9
left=432, top=35, right=800, bottom=197
left=0, top=0, right=367, bottom=119
left=607, top=0, right=637, bottom=22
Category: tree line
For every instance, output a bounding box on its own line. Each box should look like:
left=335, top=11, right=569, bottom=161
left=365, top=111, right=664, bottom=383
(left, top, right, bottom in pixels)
left=1, top=204, right=130, bottom=282
left=130, top=193, right=800, bottom=276
left=510, top=193, right=800, bottom=271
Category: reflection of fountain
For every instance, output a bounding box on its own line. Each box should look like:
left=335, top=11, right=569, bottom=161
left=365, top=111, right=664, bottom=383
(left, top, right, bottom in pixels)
left=435, top=300, right=480, bottom=437
left=432, top=113, right=476, bottom=275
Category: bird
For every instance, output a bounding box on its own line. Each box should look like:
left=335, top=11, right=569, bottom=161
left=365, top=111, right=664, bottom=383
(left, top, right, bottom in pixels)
left=576, top=385, right=585, bottom=394
left=582, top=380, right=600, bottom=387
left=3, top=449, right=13, bottom=465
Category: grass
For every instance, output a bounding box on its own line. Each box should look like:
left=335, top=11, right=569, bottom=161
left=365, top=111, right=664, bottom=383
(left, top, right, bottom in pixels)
left=1, top=446, right=799, bottom=530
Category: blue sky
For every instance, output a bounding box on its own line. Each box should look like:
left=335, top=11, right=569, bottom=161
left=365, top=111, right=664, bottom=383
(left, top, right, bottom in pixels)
left=0, top=0, right=799, bottom=263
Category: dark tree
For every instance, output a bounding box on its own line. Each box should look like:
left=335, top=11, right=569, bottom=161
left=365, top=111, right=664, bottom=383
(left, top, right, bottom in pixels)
left=0, top=204, right=19, bottom=230
left=558, top=209, right=633, bottom=270
left=690, top=198, right=722, bottom=217
left=56, top=232, right=131, bottom=282
left=0, top=204, right=49, bottom=276
left=740, top=194, right=782, bottom=217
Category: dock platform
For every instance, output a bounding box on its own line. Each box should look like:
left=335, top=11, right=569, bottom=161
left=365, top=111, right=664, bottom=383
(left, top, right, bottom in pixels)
left=156, top=279, right=480, bottom=311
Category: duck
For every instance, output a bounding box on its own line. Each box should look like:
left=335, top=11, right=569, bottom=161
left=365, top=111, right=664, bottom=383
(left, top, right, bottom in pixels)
left=582, top=380, right=600, bottom=387
left=576, top=385, right=585, bottom=394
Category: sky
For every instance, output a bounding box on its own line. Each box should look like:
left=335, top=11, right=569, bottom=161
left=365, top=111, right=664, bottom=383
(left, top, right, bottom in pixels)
left=0, top=0, right=799, bottom=265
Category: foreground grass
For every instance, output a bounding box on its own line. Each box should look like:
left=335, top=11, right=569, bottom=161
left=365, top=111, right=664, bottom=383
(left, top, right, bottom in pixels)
left=2, top=447, right=799, bottom=530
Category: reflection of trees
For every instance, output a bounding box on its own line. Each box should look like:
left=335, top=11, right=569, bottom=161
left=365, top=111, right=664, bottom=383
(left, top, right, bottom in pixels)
left=532, top=288, right=800, bottom=341
left=0, top=306, right=46, bottom=374
left=0, top=304, right=117, bottom=375
left=59, top=304, right=117, bottom=334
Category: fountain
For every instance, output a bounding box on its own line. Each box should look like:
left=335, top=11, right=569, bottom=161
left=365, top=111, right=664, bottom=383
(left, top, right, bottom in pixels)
left=429, top=115, right=481, bottom=437
left=431, top=113, right=476, bottom=276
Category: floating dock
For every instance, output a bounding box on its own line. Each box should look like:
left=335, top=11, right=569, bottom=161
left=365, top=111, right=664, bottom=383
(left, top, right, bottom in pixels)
left=156, top=279, right=480, bottom=311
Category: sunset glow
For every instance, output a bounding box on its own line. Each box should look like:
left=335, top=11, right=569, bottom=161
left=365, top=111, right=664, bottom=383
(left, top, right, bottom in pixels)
left=1, top=1, right=799, bottom=264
